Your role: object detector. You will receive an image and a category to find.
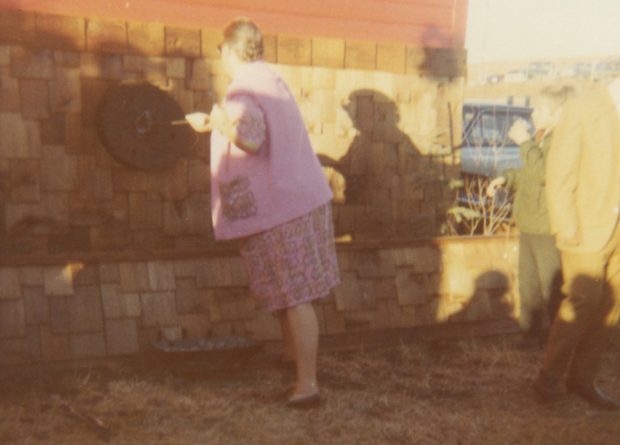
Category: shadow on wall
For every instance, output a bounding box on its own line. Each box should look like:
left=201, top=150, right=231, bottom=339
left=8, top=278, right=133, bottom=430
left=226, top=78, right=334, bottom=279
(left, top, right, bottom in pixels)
left=392, top=266, right=515, bottom=329
left=317, top=27, right=466, bottom=241
left=319, top=89, right=448, bottom=240
left=436, top=269, right=516, bottom=325
left=334, top=246, right=517, bottom=335
left=0, top=10, right=223, bottom=256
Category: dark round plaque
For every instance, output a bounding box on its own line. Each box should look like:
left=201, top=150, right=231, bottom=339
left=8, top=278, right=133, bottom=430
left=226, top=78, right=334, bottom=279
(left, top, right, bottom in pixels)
left=97, top=81, right=195, bottom=170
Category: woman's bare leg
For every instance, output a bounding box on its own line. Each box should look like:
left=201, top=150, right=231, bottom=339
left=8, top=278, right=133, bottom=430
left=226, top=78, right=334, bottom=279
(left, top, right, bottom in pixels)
left=286, top=302, right=320, bottom=398
left=277, top=310, right=295, bottom=362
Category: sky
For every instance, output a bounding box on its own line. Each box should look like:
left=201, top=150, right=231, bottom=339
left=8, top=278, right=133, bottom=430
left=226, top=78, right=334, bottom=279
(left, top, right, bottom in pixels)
left=465, top=0, right=620, bottom=63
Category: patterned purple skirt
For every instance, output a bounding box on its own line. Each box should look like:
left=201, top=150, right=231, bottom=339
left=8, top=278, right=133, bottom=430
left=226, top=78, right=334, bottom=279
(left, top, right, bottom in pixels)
left=239, top=203, right=340, bottom=312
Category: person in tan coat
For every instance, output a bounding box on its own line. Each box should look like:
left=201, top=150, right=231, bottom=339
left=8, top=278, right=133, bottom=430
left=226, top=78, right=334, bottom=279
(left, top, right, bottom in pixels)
left=534, top=76, right=620, bottom=410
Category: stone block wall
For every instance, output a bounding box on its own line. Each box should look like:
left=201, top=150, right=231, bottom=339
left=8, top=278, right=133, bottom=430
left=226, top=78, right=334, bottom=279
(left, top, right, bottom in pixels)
left=0, top=10, right=466, bottom=257
left=0, top=236, right=518, bottom=366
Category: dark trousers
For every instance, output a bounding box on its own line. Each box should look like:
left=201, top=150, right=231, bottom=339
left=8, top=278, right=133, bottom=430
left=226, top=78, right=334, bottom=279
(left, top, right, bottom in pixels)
left=518, top=232, right=563, bottom=338
left=541, top=221, right=620, bottom=384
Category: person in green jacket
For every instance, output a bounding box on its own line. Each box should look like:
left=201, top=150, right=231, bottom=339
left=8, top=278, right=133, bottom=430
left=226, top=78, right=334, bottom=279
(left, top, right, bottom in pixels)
left=487, top=85, right=575, bottom=347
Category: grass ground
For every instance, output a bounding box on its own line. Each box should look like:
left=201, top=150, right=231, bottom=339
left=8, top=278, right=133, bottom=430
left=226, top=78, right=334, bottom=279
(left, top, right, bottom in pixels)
left=1, top=331, right=619, bottom=445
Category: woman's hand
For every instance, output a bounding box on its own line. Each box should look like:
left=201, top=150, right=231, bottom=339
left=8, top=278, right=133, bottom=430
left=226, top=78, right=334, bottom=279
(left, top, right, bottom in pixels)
left=208, top=104, right=230, bottom=133
left=508, top=119, right=531, bottom=145
left=185, top=112, right=211, bottom=132
left=487, top=176, right=506, bottom=197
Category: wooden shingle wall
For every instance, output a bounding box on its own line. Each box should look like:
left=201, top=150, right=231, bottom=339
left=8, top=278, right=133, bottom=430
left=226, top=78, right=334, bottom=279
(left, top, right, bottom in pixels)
left=0, top=237, right=518, bottom=365
left=0, top=9, right=466, bottom=255
left=0, top=9, right=481, bottom=366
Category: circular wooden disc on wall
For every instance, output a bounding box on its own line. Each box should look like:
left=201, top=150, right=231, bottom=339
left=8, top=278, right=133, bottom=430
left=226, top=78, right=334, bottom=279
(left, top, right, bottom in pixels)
left=96, top=81, right=195, bottom=170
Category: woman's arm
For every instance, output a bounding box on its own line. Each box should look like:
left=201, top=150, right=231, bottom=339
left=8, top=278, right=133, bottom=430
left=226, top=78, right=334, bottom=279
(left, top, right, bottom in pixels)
left=210, top=98, right=266, bottom=153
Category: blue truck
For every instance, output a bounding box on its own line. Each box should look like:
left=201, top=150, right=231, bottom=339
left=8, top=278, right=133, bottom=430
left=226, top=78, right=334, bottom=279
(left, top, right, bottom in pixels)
left=460, top=102, right=533, bottom=177
left=450, top=102, right=534, bottom=234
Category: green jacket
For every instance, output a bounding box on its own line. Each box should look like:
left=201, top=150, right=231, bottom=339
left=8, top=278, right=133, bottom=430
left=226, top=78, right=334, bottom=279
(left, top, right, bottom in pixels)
left=502, top=132, right=553, bottom=234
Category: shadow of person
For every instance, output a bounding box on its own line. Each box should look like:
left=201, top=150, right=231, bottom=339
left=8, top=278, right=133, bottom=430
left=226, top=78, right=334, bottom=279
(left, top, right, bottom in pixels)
left=471, top=269, right=514, bottom=321
left=544, top=274, right=618, bottom=368
left=434, top=269, right=517, bottom=332
left=319, top=89, right=446, bottom=239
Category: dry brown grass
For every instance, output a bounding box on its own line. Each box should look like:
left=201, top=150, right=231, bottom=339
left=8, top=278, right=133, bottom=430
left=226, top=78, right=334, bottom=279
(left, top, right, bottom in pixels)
left=1, top=331, right=619, bottom=445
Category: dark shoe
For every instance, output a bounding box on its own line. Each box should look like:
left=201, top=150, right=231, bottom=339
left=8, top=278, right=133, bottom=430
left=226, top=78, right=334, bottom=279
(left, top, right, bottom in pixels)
left=532, top=374, right=563, bottom=403
left=566, top=381, right=620, bottom=411
left=286, top=392, right=321, bottom=409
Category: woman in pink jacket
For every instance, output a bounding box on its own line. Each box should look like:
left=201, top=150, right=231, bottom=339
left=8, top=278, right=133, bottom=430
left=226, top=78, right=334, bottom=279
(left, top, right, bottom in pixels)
left=186, top=18, right=340, bottom=408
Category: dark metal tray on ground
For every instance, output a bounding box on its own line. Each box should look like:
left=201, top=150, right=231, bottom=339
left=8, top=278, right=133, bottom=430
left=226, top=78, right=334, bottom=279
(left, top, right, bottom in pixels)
left=150, top=336, right=262, bottom=364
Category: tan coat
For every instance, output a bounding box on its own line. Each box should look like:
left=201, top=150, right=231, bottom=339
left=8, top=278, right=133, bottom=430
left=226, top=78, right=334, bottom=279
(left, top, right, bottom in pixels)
left=546, top=83, right=620, bottom=253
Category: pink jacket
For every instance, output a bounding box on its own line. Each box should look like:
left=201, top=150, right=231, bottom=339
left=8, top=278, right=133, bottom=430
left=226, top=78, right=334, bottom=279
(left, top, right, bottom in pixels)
left=210, top=61, right=332, bottom=240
